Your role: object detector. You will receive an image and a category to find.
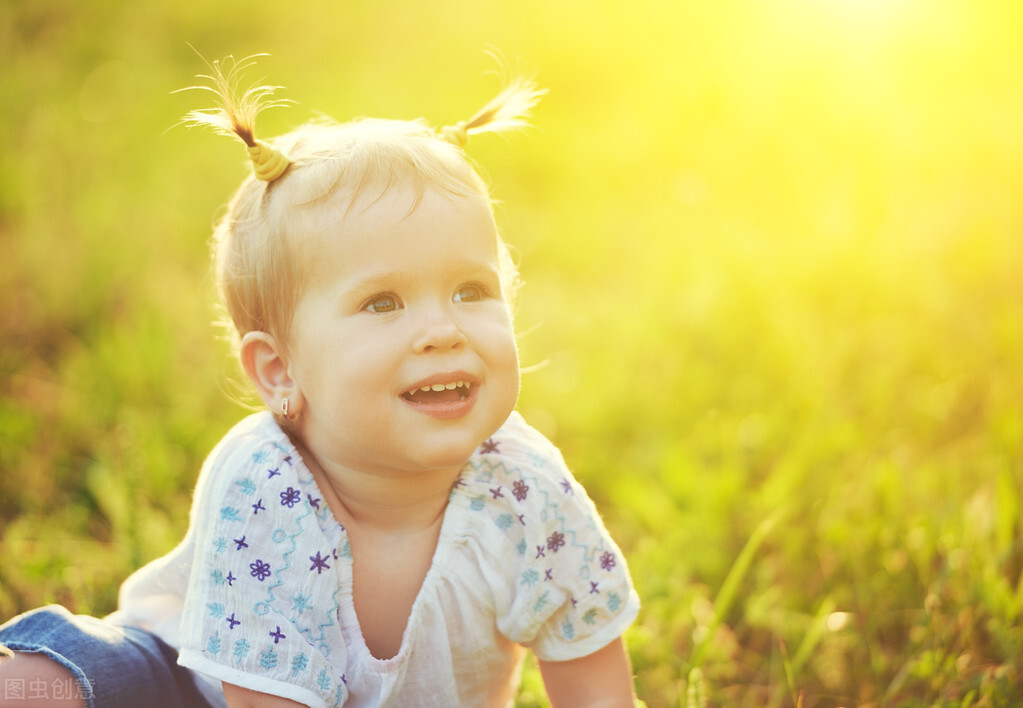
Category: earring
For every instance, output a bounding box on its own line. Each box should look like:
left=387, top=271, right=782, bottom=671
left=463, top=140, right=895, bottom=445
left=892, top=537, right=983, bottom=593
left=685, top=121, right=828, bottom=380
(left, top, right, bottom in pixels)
left=281, top=397, right=290, bottom=419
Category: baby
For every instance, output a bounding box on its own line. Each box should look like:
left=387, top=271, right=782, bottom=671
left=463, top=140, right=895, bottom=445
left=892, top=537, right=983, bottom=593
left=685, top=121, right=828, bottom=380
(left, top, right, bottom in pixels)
left=0, top=55, right=639, bottom=707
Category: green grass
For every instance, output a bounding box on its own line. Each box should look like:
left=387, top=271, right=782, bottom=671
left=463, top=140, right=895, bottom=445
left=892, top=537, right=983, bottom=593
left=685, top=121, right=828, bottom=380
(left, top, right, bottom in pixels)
left=3, top=1, right=1023, bottom=705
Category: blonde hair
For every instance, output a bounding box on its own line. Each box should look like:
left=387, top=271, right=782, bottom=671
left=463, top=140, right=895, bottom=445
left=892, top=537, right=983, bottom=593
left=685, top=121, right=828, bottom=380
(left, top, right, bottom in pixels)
left=181, top=54, right=544, bottom=352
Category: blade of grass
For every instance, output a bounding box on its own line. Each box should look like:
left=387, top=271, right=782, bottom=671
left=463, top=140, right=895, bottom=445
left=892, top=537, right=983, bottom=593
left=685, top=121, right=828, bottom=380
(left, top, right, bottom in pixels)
left=690, top=505, right=789, bottom=669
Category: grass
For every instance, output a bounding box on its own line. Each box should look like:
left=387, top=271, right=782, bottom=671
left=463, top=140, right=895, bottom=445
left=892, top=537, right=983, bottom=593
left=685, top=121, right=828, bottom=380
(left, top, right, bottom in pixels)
left=3, top=1, right=1023, bottom=705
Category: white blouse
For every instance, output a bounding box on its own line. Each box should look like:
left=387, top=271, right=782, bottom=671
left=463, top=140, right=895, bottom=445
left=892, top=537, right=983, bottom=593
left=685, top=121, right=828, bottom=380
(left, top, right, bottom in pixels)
left=110, top=411, right=639, bottom=707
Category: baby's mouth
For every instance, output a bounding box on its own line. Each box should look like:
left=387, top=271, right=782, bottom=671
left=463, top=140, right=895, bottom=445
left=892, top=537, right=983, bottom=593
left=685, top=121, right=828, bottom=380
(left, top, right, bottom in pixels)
left=402, top=380, right=472, bottom=404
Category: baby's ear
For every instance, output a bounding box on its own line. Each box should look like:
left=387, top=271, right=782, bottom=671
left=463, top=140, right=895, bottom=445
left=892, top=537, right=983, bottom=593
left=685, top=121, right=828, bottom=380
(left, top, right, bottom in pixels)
left=239, top=331, right=303, bottom=417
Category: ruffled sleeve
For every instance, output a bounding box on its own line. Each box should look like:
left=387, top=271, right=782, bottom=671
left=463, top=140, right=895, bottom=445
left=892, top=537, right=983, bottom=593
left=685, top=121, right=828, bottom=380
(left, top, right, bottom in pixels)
left=177, top=414, right=349, bottom=708
left=456, top=413, right=640, bottom=662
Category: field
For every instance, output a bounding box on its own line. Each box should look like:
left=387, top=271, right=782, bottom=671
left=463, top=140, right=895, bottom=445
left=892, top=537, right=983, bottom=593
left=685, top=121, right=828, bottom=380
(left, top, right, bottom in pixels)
left=3, top=1, right=1023, bottom=705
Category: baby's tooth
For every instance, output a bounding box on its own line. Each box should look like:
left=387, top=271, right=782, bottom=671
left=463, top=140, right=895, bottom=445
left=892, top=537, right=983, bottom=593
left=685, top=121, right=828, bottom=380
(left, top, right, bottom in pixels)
left=431, top=384, right=446, bottom=392
left=444, top=382, right=458, bottom=390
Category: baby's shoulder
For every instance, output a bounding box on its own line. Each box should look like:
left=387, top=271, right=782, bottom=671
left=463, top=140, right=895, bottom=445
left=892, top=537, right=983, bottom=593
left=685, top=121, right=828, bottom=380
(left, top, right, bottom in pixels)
left=453, top=412, right=597, bottom=548
left=205, top=412, right=297, bottom=474
left=193, top=413, right=328, bottom=524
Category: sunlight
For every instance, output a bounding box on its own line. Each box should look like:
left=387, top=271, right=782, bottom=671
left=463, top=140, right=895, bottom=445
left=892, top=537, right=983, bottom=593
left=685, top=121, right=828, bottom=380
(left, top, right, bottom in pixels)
left=772, top=0, right=921, bottom=43
left=822, top=0, right=914, bottom=24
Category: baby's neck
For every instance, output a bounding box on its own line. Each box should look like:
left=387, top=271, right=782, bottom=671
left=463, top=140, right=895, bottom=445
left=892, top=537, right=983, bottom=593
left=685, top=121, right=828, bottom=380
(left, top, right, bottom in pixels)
left=288, top=435, right=457, bottom=660
left=290, top=435, right=459, bottom=534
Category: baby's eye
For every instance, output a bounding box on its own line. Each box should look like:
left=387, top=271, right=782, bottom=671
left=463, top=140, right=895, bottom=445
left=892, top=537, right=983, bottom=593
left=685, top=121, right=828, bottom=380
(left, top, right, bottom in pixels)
left=364, top=294, right=402, bottom=313
left=453, top=285, right=485, bottom=303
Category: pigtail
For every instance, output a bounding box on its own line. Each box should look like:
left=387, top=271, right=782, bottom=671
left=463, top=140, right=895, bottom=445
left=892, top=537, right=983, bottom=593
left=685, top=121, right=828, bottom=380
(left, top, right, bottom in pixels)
left=178, top=53, right=293, bottom=182
left=440, top=75, right=547, bottom=147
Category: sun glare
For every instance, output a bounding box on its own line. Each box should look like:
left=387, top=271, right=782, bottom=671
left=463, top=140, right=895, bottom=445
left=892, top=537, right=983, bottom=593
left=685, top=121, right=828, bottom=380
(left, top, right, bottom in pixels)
left=776, top=0, right=919, bottom=39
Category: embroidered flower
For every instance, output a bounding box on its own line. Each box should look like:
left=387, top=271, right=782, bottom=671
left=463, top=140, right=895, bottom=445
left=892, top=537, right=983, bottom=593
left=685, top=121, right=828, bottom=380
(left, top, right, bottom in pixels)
left=546, top=531, right=565, bottom=553
left=600, top=551, right=617, bottom=571
left=512, top=480, right=529, bottom=501
left=280, top=486, right=301, bottom=508
left=250, top=559, right=272, bottom=581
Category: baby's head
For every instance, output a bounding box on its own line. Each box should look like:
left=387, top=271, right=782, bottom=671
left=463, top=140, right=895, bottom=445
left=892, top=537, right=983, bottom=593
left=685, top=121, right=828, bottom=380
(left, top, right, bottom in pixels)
left=186, top=56, right=542, bottom=470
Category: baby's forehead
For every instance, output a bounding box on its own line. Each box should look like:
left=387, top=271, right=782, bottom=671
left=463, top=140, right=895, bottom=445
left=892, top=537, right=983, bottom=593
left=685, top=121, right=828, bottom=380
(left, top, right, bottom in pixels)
left=295, top=179, right=495, bottom=232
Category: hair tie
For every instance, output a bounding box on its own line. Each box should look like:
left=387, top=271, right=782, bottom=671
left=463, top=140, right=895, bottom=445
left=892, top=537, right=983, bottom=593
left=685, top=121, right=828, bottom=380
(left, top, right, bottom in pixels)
left=247, top=140, right=290, bottom=182
left=440, top=121, right=470, bottom=147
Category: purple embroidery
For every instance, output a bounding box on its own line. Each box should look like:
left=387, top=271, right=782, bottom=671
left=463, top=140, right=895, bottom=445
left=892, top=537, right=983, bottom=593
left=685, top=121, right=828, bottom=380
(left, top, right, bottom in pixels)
left=544, top=568, right=554, bottom=581
left=480, top=438, right=500, bottom=454
left=280, top=487, right=301, bottom=508
left=250, top=559, right=272, bottom=582
left=252, top=499, right=266, bottom=515
left=226, top=572, right=236, bottom=586
left=600, top=551, right=617, bottom=571
left=307, top=494, right=321, bottom=510
left=226, top=613, right=240, bottom=629
left=489, top=486, right=504, bottom=499
left=233, top=537, right=249, bottom=550
left=560, top=479, right=573, bottom=494
left=535, top=545, right=546, bottom=559
left=309, top=551, right=331, bottom=574
left=267, top=467, right=281, bottom=478
left=589, top=581, right=600, bottom=594
left=512, top=480, right=529, bottom=501
left=282, top=455, right=293, bottom=466
left=269, top=626, right=286, bottom=644
left=517, top=514, right=526, bottom=525
left=547, top=531, right=565, bottom=553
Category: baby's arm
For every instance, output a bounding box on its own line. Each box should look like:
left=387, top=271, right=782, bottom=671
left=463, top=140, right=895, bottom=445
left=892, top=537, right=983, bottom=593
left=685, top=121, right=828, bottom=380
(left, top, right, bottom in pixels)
left=223, top=682, right=307, bottom=708
left=538, top=636, right=636, bottom=708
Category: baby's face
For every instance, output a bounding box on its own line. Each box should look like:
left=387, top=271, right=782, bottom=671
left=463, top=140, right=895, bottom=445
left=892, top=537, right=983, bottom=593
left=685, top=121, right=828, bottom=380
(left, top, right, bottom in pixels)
left=286, top=184, right=520, bottom=477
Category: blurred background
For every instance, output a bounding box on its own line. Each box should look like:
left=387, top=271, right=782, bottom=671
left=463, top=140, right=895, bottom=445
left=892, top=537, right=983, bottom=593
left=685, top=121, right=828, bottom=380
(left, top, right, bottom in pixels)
left=2, top=0, right=1022, bottom=705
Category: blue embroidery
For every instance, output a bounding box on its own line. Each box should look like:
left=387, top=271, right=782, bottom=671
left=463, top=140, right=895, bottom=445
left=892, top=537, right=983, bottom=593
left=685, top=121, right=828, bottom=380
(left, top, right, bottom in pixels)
left=220, top=507, right=243, bottom=523
left=291, top=593, right=312, bottom=613
left=561, top=620, right=575, bottom=640
left=291, top=653, right=309, bottom=677
left=259, top=646, right=279, bottom=669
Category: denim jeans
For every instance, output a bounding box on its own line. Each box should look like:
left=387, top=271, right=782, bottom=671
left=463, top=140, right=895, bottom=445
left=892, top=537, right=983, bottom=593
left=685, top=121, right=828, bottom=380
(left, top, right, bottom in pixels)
left=0, top=605, right=215, bottom=708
